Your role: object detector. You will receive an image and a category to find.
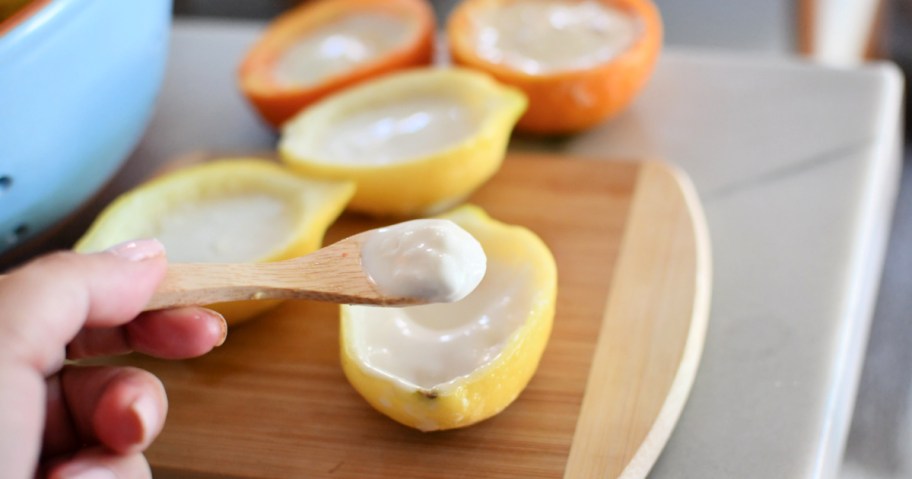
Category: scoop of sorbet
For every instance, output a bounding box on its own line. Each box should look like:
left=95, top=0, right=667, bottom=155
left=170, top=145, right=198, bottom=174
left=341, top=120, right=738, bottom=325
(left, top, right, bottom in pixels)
left=360, top=219, right=487, bottom=303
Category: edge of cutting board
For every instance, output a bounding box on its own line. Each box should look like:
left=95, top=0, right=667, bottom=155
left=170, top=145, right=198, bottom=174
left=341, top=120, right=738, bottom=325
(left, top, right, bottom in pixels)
left=563, top=160, right=712, bottom=478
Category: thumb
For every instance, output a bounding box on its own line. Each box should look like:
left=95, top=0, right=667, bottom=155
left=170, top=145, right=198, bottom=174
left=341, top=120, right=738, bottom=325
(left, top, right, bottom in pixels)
left=0, top=239, right=167, bottom=375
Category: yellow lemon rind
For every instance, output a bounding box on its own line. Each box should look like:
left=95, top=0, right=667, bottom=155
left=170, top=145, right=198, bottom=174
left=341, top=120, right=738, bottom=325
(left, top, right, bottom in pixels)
left=279, top=68, right=527, bottom=217
left=340, top=204, right=557, bottom=431
left=75, top=158, right=356, bottom=325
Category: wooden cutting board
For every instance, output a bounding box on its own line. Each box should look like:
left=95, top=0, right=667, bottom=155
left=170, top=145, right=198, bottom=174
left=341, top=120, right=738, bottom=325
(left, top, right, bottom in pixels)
left=116, top=152, right=711, bottom=478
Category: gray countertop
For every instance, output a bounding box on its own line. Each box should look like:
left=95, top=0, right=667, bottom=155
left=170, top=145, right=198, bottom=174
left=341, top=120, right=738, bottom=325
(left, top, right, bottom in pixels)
left=94, top=20, right=900, bottom=478
left=841, top=153, right=912, bottom=479
left=523, top=50, right=903, bottom=479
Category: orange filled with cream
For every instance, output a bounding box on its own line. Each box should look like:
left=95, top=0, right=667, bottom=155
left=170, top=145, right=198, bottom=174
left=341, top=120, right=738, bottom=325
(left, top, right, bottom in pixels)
left=448, top=0, right=662, bottom=134
left=239, top=0, right=435, bottom=128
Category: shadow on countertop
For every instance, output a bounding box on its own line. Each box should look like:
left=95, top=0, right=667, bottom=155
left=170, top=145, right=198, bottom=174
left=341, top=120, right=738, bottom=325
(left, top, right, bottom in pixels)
left=173, top=0, right=462, bottom=24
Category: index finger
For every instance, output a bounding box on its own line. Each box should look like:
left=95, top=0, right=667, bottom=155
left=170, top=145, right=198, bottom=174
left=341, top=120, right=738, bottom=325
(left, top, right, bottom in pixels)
left=67, top=306, right=228, bottom=360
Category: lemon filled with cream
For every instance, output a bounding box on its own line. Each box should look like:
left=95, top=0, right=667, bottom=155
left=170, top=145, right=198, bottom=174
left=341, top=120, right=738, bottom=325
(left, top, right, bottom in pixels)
left=279, top=68, right=527, bottom=217
left=341, top=205, right=557, bottom=431
left=75, top=159, right=355, bottom=325
left=448, top=0, right=662, bottom=134
left=239, top=0, right=435, bottom=128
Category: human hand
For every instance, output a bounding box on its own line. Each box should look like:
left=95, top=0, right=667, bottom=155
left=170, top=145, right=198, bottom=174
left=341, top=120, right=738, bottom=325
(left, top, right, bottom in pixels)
left=0, top=239, right=227, bottom=479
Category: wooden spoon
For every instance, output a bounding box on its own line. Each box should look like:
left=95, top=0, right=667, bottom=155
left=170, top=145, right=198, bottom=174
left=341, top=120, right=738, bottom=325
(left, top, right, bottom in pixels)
left=143, top=231, right=424, bottom=311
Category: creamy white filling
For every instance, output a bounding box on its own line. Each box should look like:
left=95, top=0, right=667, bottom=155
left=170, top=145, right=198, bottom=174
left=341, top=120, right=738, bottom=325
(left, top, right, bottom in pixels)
left=349, top=261, right=532, bottom=389
left=152, top=194, right=294, bottom=263
left=313, top=96, right=479, bottom=165
left=469, top=0, right=641, bottom=74
left=361, top=219, right=486, bottom=303
left=274, top=12, right=416, bottom=88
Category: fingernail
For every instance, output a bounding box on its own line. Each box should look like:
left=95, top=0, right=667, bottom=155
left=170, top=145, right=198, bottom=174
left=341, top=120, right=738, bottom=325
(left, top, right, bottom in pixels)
left=129, top=393, right=159, bottom=445
left=206, top=309, right=228, bottom=347
left=56, top=464, right=117, bottom=479
left=106, top=238, right=165, bottom=262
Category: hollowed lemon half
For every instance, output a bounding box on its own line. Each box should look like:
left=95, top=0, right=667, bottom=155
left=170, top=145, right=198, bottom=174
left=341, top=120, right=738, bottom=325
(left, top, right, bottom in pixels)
left=75, top=159, right=355, bottom=325
left=279, top=68, right=527, bottom=217
left=239, top=0, right=435, bottom=128
left=448, top=0, right=662, bottom=134
left=340, top=205, right=557, bottom=431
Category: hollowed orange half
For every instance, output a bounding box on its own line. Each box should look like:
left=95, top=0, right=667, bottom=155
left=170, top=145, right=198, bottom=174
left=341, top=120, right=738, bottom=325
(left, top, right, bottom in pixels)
left=447, top=0, right=662, bottom=134
left=239, top=0, right=435, bottom=128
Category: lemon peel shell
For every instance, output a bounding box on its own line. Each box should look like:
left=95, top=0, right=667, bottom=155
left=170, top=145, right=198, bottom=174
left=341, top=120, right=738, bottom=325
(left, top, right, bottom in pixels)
left=75, top=158, right=355, bottom=325
left=340, top=204, right=557, bottom=431
left=278, top=68, right=527, bottom=217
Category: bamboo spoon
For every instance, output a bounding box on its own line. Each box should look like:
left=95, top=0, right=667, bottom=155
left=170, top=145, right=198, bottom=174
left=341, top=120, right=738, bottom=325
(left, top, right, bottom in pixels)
left=147, top=218, right=486, bottom=311
left=143, top=230, right=428, bottom=311
left=0, top=221, right=485, bottom=311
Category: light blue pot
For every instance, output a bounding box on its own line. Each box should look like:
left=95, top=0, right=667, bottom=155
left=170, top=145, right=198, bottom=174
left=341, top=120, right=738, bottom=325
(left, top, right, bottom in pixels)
left=0, top=0, right=172, bottom=255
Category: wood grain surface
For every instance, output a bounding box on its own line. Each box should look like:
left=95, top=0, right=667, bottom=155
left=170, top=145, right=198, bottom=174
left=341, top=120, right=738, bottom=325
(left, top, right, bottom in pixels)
left=103, top=153, right=710, bottom=478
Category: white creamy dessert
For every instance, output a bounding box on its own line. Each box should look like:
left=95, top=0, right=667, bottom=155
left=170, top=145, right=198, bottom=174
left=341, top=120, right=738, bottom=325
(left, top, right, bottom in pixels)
left=313, top=96, right=480, bottom=165
left=273, top=12, right=417, bottom=87
left=152, top=194, right=294, bottom=263
left=347, top=260, right=532, bottom=389
left=469, top=0, right=641, bottom=74
left=360, top=219, right=487, bottom=303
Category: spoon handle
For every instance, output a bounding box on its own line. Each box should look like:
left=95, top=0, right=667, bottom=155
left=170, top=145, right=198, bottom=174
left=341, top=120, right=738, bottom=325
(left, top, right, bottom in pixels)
left=144, top=237, right=421, bottom=311
left=145, top=262, right=291, bottom=311
left=0, top=234, right=424, bottom=311
left=0, top=259, right=367, bottom=311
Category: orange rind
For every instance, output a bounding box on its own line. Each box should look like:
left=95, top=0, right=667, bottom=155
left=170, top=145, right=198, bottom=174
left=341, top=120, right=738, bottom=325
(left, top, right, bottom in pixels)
left=239, top=0, right=435, bottom=128
left=447, top=0, right=662, bottom=134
